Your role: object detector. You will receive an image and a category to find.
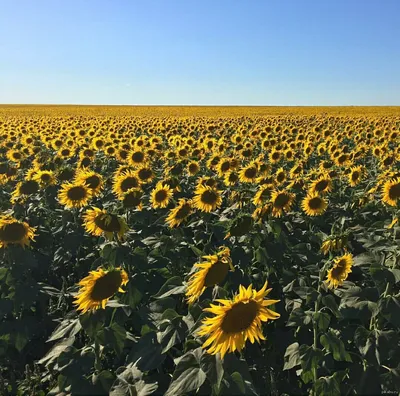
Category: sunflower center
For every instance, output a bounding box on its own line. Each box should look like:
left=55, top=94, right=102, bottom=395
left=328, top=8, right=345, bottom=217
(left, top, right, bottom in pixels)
left=94, top=214, right=121, bottom=232
left=201, top=190, right=218, bottom=204
left=308, top=197, right=323, bottom=210
left=0, top=163, right=8, bottom=174
left=244, top=168, right=257, bottom=179
left=274, top=193, right=290, bottom=208
left=220, top=162, right=230, bottom=172
left=189, top=164, right=198, bottom=173
left=67, top=186, right=87, bottom=201
left=204, top=259, right=230, bottom=287
left=351, top=171, right=360, bottom=181
left=330, top=263, right=346, bottom=279
left=131, top=152, right=144, bottom=163
left=276, top=172, right=285, bottom=183
left=155, top=189, right=168, bottom=203
left=0, top=222, right=27, bottom=242
left=85, top=175, right=100, bottom=189
left=221, top=300, right=259, bottom=333
left=123, top=192, right=141, bottom=207
left=121, top=177, right=139, bottom=191
left=315, top=180, right=329, bottom=192
left=175, top=204, right=191, bottom=220
left=388, top=183, right=400, bottom=200
left=41, top=173, right=51, bottom=182
left=90, top=270, right=123, bottom=301
left=272, top=152, right=280, bottom=160
left=138, top=169, right=152, bottom=180
left=20, top=180, right=39, bottom=195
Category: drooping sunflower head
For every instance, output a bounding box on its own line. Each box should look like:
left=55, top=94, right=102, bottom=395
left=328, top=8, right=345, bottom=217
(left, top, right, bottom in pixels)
left=186, top=247, right=233, bottom=304
left=150, top=182, right=173, bottom=209
left=83, top=207, right=128, bottom=240
left=326, top=253, right=353, bottom=289
left=120, top=188, right=143, bottom=209
left=301, top=192, right=328, bottom=216
left=382, top=177, right=400, bottom=207
left=0, top=215, right=36, bottom=249
left=193, top=185, right=223, bottom=213
left=198, top=281, right=280, bottom=358
left=58, top=182, right=92, bottom=209
left=253, top=184, right=274, bottom=206
left=74, top=267, right=129, bottom=314
left=270, top=190, right=295, bottom=218
left=165, top=199, right=193, bottom=228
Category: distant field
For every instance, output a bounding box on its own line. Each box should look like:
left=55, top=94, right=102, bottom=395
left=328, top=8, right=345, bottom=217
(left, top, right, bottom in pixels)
left=1, top=104, right=400, bottom=116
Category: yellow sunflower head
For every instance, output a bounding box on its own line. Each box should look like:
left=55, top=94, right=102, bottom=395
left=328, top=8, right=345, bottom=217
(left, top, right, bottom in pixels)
left=382, top=177, right=400, bottom=207
left=165, top=199, right=193, bottom=228
left=74, top=267, right=129, bottom=314
left=270, top=190, right=295, bottom=217
left=0, top=215, right=36, bottom=249
left=75, top=170, right=103, bottom=196
left=186, top=247, right=233, bottom=304
left=83, top=207, right=128, bottom=240
left=193, top=185, right=222, bottom=213
left=325, top=253, right=353, bottom=289
left=58, top=182, right=92, bottom=209
left=301, top=192, right=328, bottom=216
left=198, top=281, right=280, bottom=358
left=120, top=188, right=143, bottom=209
left=32, top=170, right=57, bottom=187
left=310, top=174, right=333, bottom=195
left=113, top=171, right=141, bottom=198
left=150, top=182, right=173, bottom=209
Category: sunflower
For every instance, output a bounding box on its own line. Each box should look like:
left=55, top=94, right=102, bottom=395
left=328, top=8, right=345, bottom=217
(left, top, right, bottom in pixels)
left=0, top=215, right=36, bottom=249
left=326, top=253, right=353, bottom=289
left=253, top=184, right=274, bottom=206
left=348, top=166, right=363, bottom=187
left=32, top=170, right=56, bottom=187
left=75, top=170, right=103, bottom=196
left=83, top=207, right=128, bottom=240
left=198, top=281, right=280, bottom=358
left=166, top=199, right=193, bottom=227
left=187, top=161, right=200, bottom=176
left=11, top=179, right=40, bottom=203
left=309, top=174, right=333, bottom=195
left=150, top=182, right=173, bottom=209
left=320, top=235, right=348, bottom=255
left=128, top=149, right=147, bottom=167
left=224, top=171, right=239, bottom=186
left=136, top=166, right=154, bottom=184
left=74, top=267, right=129, bottom=314
left=382, top=177, right=400, bottom=207
left=270, top=190, right=295, bottom=217
left=193, top=185, right=222, bottom=213
left=301, top=193, right=327, bottom=216
left=113, top=171, right=141, bottom=198
left=239, top=162, right=258, bottom=183
left=275, top=167, right=286, bottom=185
left=58, top=182, right=92, bottom=208
left=186, top=247, right=233, bottom=304
left=120, top=188, right=143, bottom=209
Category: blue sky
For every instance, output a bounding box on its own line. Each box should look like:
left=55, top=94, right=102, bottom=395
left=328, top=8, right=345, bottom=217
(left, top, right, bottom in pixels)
left=0, top=0, right=399, bottom=105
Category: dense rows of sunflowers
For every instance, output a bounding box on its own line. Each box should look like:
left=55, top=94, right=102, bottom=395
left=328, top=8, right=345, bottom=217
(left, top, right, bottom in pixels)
left=0, top=109, right=399, bottom=395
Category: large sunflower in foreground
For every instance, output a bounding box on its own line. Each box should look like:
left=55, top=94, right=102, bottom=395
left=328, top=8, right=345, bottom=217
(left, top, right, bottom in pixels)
left=75, top=170, right=104, bottom=196
left=309, top=174, right=332, bottom=195
left=193, top=185, right=222, bottom=213
left=83, top=207, right=128, bottom=240
left=198, top=281, right=280, bottom=358
left=166, top=199, right=193, bottom=228
left=382, top=177, right=400, bottom=207
left=270, top=190, right=295, bottom=217
left=58, top=182, right=92, bottom=208
left=325, top=253, right=353, bottom=289
left=0, top=215, right=36, bottom=249
left=74, top=267, right=129, bottom=314
left=113, top=171, right=141, bottom=198
left=301, top=193, right=327, bottom=216
left=186, top=247, right=233, bottom=304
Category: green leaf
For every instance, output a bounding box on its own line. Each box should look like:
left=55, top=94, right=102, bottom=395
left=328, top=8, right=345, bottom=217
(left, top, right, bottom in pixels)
left=299, top=344, right=323, bottom=373
left=38, top=337, right=75, bottom=366
left=200, top=352, right=224, bottom=391
left=165, top=348, right=207, bottom=396
left=283, top=342, right=301, bottom=370
left=47, top=318, right=82, bottom=342
left=231, top=372, right=246, bottom=394
left=379, top=295, right=400, bottom=327
left=321, top=295, right=341, bottom=318
left=98, top=323, right=126, bottom=355
left=314, top=371, right=346, bottom=396
left=15, top=332, right=28, bottom=352
left=157, top=314, right=187, bottom=354
left=314, top=312, right=330, bottom=331
left=128, top=332, right=166, bottom=372
left=354, top=326, right=379, bottom=366
left=153, top=276, right=185, bottom=299
left=320, top=331, right=352, bottom=362
left=287, top=308, right=313, bottom=327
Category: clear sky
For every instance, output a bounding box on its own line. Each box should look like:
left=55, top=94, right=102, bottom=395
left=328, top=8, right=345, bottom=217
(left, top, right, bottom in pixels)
left=0, top=0, right=399, bottom=105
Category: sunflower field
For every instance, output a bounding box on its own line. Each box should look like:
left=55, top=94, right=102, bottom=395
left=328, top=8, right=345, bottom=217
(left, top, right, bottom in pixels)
left=0, top=106, right=399, bottom=395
